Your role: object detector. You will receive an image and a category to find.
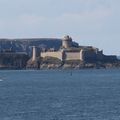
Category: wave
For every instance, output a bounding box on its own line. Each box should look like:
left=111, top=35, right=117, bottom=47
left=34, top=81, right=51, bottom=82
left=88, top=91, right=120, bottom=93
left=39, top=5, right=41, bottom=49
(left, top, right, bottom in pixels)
left=0, top=79, right=3, bottom=81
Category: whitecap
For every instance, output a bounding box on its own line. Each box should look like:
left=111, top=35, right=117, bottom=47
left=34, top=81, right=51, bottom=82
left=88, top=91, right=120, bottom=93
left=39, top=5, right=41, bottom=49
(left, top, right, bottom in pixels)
left=0, top=79, right=3, bottom=81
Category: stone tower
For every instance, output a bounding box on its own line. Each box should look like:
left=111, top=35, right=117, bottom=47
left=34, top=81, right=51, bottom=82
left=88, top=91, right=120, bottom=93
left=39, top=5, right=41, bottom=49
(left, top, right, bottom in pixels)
left=80, top=49, right=84, bottom=61
left=62, top=35, right=72, bottom=48
left=32, top=46, right=36, bottom=61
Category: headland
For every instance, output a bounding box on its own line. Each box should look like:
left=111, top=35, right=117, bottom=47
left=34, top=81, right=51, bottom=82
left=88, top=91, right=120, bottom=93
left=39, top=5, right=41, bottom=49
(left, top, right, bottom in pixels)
left=0, top=35, right=119, bottom=69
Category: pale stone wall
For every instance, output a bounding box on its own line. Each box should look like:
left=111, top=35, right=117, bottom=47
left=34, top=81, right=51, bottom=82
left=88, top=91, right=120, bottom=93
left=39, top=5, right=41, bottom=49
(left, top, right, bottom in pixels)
left=41, top=51, right=63, bottom=60
left=32, top=46, right=36, bottom=61
left=62, top=40, right=69, bottom=48
left=65, top=52, right=81, bottom=60
left=62, top=40, right=72, bottom=48
left=41, top=51, right=84, bottom=61
left=80, top=50, right=84, bottom=61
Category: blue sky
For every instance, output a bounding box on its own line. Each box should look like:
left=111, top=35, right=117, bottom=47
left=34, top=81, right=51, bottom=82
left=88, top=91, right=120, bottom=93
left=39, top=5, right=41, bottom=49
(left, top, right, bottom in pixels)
left=0, top=0, right=120, bottom=55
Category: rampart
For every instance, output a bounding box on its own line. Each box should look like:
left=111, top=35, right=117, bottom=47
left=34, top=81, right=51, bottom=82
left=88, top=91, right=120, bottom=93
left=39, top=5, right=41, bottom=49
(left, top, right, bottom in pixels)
left=41, top=51, right=63, bottom=60
left=65, top=52, right=81, bottom=61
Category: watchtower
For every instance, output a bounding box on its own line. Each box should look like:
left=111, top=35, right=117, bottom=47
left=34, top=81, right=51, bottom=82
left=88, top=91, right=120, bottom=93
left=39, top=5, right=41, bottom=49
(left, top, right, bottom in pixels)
left=62, top=35, right=72, bottom=48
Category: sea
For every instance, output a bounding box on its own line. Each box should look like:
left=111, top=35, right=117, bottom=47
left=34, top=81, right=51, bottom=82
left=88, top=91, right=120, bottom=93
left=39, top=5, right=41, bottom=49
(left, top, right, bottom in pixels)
left=0, top=69, right=120, bottom=120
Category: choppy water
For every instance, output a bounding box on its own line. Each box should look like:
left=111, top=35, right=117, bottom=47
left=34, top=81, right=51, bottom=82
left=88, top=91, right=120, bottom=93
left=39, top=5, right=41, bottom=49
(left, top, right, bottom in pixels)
left=0, top=69, right=120, bottom=120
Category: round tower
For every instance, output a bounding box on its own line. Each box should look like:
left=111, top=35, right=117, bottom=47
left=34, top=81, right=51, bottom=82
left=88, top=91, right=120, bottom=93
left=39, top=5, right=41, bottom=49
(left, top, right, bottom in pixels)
left=62, top=35, right=72, bottom=48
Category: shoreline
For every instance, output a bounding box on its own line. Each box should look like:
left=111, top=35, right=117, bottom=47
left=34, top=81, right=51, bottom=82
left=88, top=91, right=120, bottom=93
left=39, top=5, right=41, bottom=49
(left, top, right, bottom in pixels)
left=0, top=66, right=120, bottom=70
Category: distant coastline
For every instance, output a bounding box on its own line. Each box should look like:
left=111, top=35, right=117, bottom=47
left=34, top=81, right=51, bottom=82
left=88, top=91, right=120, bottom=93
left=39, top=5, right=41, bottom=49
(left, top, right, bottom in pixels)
left=0, top=55, right=120, bottom=70
left=0, top=35, right=119, bottom=70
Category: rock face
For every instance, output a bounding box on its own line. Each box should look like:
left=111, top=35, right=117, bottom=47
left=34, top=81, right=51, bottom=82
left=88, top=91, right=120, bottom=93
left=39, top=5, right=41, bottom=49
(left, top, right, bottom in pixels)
left=26, top=58, right=41, bottom=69
left=26, top=56, right=120, bottom=69
left=27, top=57, right=63, bottom=69
left=0, top=54, right=119, bottom=70
left=41, top=57, right=63, bottom=69
left=0, top=53, right=29, bottom=69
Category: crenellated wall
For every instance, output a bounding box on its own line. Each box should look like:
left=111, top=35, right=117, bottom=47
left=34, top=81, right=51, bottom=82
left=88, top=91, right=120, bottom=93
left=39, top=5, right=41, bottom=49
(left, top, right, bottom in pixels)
left=40, top=48, right=116, bottom=63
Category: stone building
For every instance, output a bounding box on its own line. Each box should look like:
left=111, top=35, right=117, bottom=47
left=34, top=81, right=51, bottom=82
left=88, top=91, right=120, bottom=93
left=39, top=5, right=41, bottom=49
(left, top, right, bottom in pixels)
left=31, top=35, right=117, bottom=63
left=40, top=36, right=99, bottom=62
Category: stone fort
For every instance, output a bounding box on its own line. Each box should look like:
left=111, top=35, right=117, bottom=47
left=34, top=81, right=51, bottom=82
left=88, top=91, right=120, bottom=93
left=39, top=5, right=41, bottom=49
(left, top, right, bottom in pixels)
left=32, top=35, right=117, bottom=63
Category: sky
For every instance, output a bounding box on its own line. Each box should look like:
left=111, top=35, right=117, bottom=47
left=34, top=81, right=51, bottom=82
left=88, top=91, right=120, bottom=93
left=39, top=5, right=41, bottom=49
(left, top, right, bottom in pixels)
left=0, top=0, right=120, bottom=55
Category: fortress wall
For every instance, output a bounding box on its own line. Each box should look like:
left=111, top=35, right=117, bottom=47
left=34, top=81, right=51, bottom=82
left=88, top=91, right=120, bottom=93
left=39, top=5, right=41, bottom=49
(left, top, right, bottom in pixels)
left=41, top=51, right=63, bottom=60
left=103, top=55, right=117, bottom=62
left=96, top=52, right=104, bottom=61
left=83, top=51, right=97, bottom=61
left=65, top=52, right=80, bottom=60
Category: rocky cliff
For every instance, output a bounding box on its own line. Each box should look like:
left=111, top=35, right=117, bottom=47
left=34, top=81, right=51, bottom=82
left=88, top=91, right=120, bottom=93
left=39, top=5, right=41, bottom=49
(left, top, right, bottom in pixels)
left=26, top=56, right=120, bottom=70
left=0, top=53, right=29, bottom=69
